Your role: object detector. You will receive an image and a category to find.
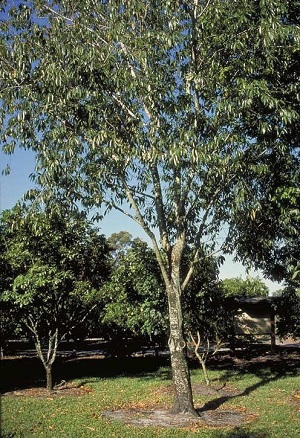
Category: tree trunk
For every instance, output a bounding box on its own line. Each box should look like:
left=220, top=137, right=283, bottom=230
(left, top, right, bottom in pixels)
left=45, top=365, right=53, bottom=391
left=200, top=360, right=210, bottom=386
left=167, top=283, right=198, bottom=416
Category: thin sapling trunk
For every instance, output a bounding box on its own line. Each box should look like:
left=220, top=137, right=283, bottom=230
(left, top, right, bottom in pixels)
left=189, top=331, right=222, bottom=386
left=26, top=318, right=59, bottom=391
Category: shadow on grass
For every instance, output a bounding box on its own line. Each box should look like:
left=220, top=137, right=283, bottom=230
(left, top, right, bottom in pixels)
left=210, top=427, right=270, bottom=437
left=0, top=355, right=171, bottom=392
left=196, top=347, right=300, bottom=413
left=1, top=347, right=299, bottom=397
left=213, top=349, right=300, bottom=386
left=0, top=433, right=23, bottom=438
left=199, top=375, right=278, bottom=412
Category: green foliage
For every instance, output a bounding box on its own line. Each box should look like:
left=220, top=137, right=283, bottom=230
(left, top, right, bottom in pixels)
left=1, top=0, right=298, bottom=266
left=0, top=302, right=22, bottom=353
left=108, top=231, right=144, bottom=266
left=0, top=220, right=21, bottom=348
left=183, top=255, right=232, bottom=342
left=100, top=235, right=230, bottom=345
left=273, top=286, right=300, bottom=338
left=0, top=203, right=111, bottom=342
left=184, top=286, right=234, bottom=344
left=229, top=179, right=300, bottom=285
left=99, top=237, right=168, bottom=342
left=222, top=277, right=269, bottom=298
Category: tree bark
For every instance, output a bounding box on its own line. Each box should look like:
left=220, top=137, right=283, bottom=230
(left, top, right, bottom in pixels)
left=167, top=282, right=198, bottom=416
left=45, top=365, right=53, bottom=391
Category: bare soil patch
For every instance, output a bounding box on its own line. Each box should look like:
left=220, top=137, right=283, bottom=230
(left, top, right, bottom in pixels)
left=102, top=382, right=252, bottom=428
left=102, top=407, right=253, bottom=428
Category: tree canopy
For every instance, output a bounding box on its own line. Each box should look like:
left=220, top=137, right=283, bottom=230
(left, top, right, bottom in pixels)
left=1, top=1, right=298, bottom=259
left=228, top=169, right=300, bottom=285
left=1, top=0, right=299, bottom=414
left=108, top=231, right=145, bottom=266
left=222, top=276, right=269, bottom=298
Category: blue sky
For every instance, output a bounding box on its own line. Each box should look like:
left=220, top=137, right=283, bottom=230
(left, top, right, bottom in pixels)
left=0, top=147, right=282, bottom=293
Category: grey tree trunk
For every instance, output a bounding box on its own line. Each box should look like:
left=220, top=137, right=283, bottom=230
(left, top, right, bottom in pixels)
left=45, top=365, right=53, bottom=391
left=136, top=187, right=198, bottom=415
left=167, top=282, right=198, bottom=416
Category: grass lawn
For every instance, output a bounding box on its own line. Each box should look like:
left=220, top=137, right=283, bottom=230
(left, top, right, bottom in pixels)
left=1, top=350, right=300, bottom=437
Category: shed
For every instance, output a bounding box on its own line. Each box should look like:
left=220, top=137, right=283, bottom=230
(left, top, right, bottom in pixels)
left=234, top=297, right=276, bottom=349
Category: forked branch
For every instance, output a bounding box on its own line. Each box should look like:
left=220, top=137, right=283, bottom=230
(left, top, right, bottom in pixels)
left=189, top=330, right=223, bottom=385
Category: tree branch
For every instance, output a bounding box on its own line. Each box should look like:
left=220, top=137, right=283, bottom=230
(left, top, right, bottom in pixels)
left=111, top=94, right=139, bottom=120
left=42, top=5, right=109, bottom=46
left=121, top=177, right=170, bottom=286
left=150, top=164, right=170, bottom=253
left=60, top=304, right=98, bottom=342
left=182, top=188, right=221, bottom=290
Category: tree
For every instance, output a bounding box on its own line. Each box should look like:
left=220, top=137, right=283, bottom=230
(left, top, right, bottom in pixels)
left=1, top=204, right=111, bottom=390
left=101, top=235, right=225, bottom=381
left=273, top=286, right=300, bottom=339
left=1, top=0, right=299, bottom=415
left=181, top=251, right=230, bottom=341
left=183, top=255, right=231, bottom=385
left=108, top=231, right=144, bottom=266
left=99, top=236, right=168, bottom=353
left=222, top=276, right=269, bottom=298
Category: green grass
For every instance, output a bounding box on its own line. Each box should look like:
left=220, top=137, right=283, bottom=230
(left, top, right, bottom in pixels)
left=1, top=353, right=300, bottom=437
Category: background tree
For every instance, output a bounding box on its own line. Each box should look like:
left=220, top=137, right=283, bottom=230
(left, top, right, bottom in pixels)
left=102, top=235, right=225, bottom=355
left=0, top=223, right=21, bottom=355
left=99, top=236, right=168, bottom=354
left=222, top=277, right=269, bottom=299
left=273, top=286, right=300, bottom=339
left=108, top=231, right=144, bottom=266
left=1, top=0, right=299, bottom=414
left=181, top=251, right=230, bottom=340
left=1, top=204, right=111, bottom=390
left=101, top=234, right=227, bottom=386
left=183, top=254, right=231, bottom=385
left=223, top=0, right=300, bottom=285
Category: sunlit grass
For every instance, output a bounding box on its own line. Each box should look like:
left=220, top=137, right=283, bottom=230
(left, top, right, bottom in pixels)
left=1, top=357, right=300, bottom=437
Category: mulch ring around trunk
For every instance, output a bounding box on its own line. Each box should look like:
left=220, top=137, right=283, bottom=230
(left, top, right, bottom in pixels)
left=102, top=383, right=255, bottom=429
left=2, top=381, right=93, bottom=398
left=102, top=407, right=254, bottom=428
